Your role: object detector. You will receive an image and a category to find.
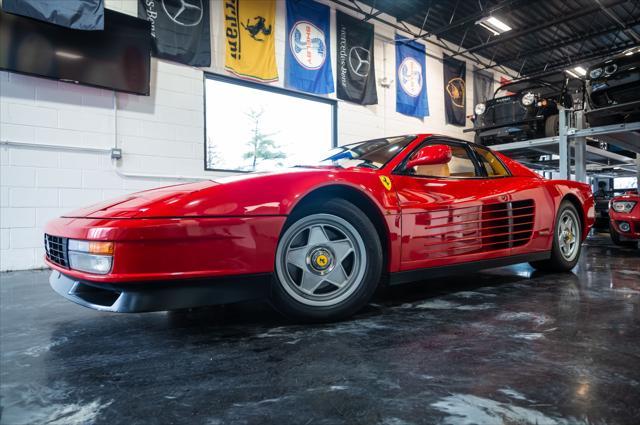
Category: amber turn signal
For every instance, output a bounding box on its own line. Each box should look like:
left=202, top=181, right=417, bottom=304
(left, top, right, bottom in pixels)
left=88, top=241, right=114, bottom=255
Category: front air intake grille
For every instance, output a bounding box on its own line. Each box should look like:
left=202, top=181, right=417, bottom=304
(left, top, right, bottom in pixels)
left=484, top=101, right=527, bottom=127
left=45, top=234, right=69, bottom=268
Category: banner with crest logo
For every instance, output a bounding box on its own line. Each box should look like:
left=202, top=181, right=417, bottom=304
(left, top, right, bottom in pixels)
left=285, top=0, right=333, bottom=94
left=223, top=0, right=278, bottom=82
left=395, top=35, right=429, bottom=118
left=335, top=11, right=377, bottom=105
left=443, top=55, right=466, bottom=126
left=138, top=0, right=210, bottom=67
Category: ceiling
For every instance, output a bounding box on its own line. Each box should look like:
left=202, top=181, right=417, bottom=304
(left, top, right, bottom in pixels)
left=334, top=0, right=640, bottom=79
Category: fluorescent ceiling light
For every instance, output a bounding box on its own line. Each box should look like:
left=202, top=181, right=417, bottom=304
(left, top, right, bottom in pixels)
left=573, top=66, right=587, bottom=76
left=55, top=50, right=82, bottom=60
left=476, top=16, right=512, bottom=35
left=565, top=69, right=580, bottom=78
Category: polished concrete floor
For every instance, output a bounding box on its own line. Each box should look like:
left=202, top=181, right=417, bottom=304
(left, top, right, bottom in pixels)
left=1, top=235, right=639, bottom=425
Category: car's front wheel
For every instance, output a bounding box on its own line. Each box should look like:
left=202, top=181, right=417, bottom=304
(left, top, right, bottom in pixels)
left=270, top=199, right=382, bottom=322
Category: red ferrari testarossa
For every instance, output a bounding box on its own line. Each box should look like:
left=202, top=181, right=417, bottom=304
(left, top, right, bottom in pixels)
left=45, top=134, right=594, bottom=321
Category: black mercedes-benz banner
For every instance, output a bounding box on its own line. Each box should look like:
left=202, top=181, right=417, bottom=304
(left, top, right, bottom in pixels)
left=138, top=0, right=210, bottom=67
left=2, top=0, right=104, bottom=30
left=336, top=11, right=377, bottom=105
left=443, top=56, right=467, bottom=126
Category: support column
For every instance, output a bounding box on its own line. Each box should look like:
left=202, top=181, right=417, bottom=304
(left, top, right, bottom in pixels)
left=637, top=153, right=640, bottom=189
left=574, top=110, right=587, bottom=183
left=558, top=108, right=570, bottom=180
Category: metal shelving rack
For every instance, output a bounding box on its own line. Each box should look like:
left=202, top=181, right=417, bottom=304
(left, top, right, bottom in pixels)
left=489, top=109, right=640, bottom=182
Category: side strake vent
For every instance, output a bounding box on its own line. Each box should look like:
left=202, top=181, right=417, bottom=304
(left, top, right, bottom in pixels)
left=417, top=200, right=535, bottom=258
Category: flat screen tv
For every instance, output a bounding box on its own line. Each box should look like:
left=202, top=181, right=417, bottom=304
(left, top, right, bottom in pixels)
left=0, top=8, right=151, bottom=95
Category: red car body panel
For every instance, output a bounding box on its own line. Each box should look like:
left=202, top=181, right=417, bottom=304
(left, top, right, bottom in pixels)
left=44, top=134, right=594, bottom=293
left=609, top=193, right=640, bottom=239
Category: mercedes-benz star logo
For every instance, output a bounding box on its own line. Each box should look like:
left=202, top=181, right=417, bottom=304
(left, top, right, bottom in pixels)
left=348, top=46, right=371, bottom=78
left=162, top=0, right=203, bottom=27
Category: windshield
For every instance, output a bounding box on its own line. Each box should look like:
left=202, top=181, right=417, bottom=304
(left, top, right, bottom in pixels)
left=298, top=135, right=416, bottom=169
left=494, top=80, right=561, bottom=99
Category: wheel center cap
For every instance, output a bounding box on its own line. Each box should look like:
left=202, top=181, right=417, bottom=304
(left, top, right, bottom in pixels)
left=309, top=248, right=333, bottom=272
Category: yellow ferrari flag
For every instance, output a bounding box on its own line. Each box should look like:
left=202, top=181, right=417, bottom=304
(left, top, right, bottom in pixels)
left=223, top=0, right=278, bottom=82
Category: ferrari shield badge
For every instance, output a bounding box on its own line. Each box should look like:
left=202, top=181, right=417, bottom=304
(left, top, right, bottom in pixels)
left=379, top=175, right=392, bottom=190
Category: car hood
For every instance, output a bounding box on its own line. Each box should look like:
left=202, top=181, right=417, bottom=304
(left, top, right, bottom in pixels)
left=62, top=166, right=374, bottom=219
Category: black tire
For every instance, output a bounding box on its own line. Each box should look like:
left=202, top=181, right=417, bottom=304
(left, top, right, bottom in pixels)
left=545, top=114, right=560, bottom=137
left=270, top=198, right=383, bottom=322
left=530, top=200, right=582, bottom=272
left=609, top=223, right=623, bottom=246
left=587, top=114, right=619, bottom=127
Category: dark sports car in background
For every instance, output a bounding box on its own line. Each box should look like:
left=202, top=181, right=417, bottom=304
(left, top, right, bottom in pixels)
left=466, top=75, right=581, bottom=146
left=586, top=47, right=640, bottom=126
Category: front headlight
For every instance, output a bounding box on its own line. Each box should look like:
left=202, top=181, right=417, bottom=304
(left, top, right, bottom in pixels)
left=589, top=67, right=603, bottom=79
left=474, top=103, right=486, bottom=115
left=521, top=92, right=535, bottom=106
left=68, top=239, right=114, bottom=274
left=611, top=201, right=637, bottom=213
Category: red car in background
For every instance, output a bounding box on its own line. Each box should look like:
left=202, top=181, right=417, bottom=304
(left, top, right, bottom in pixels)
left=44, top=134, right=594, bottom=321
left=609, top=190, right=640, bottom=245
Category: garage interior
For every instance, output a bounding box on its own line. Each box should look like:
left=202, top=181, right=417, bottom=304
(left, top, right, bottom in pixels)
left=1, top=0, right=639, bottom=424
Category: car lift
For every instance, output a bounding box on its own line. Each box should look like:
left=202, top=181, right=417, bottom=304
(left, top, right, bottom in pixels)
left=489, top=109, right=640, bottom=183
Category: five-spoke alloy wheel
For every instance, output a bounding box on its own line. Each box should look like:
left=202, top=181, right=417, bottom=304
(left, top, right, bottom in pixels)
left=271, top=199, right=382, bottom=322
left=530, top=200, right=582, bottom=272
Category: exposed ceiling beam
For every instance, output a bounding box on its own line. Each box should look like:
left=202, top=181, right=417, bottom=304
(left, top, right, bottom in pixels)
left=480, top=17, right=640, bottom=71
left=445, top=0, right=630, bottom=60
left=593, top=0, right=640, bottom=42
left=520, top=41, right=636, bottom=78
left=328, top=0, right=519, bottom=78
left=417, top=0, right=525, bottom=40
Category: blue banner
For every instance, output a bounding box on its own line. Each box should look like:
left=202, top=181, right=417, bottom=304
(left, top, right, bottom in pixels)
left=285, top=0, right=334, bottom=94
left=396, top=35, right=429, bottom=118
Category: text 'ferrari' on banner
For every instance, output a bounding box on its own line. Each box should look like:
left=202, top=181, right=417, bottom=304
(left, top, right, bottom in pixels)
left=224, top=0, right=278, bottom=83
left=395, top=35, right=429, bottom=119
left=336, top=11, right=377, bottom=105
left=285, top=0, right=334, bottom=95
left=138, top=0, right=211, bottom=67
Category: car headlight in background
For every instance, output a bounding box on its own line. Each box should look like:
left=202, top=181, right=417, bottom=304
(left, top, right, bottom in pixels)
left=521, top=92, right=535, bottom=106
left=68, top=240, right=113, bottom=274
left=474, top=103, right=486, bottom=115
left=589, top=67, right=603, bottom=79
left=604, top=64, right=617, bottom=76
left=611, top=201, right=637, bottom=213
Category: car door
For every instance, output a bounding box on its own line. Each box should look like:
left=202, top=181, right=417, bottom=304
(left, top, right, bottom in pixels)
left=392, top=138, right=538, bottom=271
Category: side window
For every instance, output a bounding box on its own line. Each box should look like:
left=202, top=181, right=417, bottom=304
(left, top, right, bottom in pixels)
left=474, top=147, right=510, bottom=177
left=411, top=144, right=479, bottom=178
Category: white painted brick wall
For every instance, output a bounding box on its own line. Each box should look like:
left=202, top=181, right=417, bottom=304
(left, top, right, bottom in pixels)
left=0, top=0, right=514, bottom=271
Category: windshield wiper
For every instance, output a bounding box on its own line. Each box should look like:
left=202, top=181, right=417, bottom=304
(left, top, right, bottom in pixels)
left=356, top=162, right=378, bottom=169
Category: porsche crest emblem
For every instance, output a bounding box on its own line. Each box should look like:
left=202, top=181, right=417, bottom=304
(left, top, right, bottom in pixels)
left=379, top=175, right=392, bottom=190
left=446, top=77, right=466, bottom=108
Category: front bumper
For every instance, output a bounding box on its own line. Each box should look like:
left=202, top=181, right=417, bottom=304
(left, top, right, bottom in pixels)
left=609, top=206, right=640, bottom=240
left=50, top=270, right=271, bottom=312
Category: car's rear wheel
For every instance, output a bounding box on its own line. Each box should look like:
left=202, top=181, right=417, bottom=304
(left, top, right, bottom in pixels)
left=270, top=199, right=383, bottom=322
left=530, top=200, right=582, bottom=272
left=545, top=114, right=559, bottom=137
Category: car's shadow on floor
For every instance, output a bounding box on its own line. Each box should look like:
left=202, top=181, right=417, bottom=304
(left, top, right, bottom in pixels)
left=165, top=267, right=539, bottom=332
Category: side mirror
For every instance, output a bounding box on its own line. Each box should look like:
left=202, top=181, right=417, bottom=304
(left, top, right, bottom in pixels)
left=406, top=144, right=452, bottom=169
